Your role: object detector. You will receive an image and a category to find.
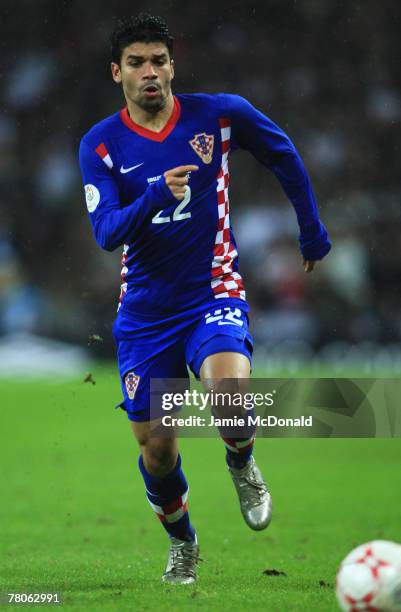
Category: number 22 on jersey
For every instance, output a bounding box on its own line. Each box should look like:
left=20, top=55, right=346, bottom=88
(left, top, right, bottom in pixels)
left=152, top=186, right=192, bottom=224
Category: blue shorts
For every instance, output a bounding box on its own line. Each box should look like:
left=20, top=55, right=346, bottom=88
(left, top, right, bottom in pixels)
left=112, top=299, right=253, bottom=422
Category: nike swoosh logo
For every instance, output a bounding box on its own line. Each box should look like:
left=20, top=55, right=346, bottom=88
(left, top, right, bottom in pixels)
left=120, top=163, right=144, bottom=174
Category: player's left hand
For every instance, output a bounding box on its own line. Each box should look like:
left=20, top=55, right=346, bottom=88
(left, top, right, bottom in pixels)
left=303, top=259, right=315, bottom=273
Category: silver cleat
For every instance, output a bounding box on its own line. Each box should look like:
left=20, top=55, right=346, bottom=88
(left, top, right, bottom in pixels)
left=228, top=456, right=272, bottom=531
left=162, top=536, right=200, bottom=584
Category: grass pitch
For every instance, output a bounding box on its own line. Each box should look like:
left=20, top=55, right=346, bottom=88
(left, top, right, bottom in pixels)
left=1, top=365, right=401, bottom=611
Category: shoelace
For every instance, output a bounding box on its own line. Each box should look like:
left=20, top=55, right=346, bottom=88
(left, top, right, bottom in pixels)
left=234, top=467, right=268, bottom=506
left=169, top=544, right=200, bottom=578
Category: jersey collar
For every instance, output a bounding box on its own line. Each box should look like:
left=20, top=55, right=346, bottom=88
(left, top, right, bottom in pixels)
left=120, top=96, right=181, bottom=142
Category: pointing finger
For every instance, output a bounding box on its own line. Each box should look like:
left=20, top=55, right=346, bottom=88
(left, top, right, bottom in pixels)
left=166, top=165, right=199, bottom=176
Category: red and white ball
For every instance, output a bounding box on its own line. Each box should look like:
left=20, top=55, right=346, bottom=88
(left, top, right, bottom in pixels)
left=336, top=541, right=401, bottom=611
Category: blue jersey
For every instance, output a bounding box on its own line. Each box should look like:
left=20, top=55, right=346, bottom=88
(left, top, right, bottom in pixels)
left=79, top=93, right=330, bottom=316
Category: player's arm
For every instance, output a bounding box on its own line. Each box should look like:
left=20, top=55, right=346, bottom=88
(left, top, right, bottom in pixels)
left=224, top=94, right=331, bottom=265
left=79, top=139, right=180, bottom=251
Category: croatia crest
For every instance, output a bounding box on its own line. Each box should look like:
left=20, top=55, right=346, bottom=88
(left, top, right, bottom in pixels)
left=125, top=371, right=140, bottom=400
left=189, top=133, right=214, bottom=164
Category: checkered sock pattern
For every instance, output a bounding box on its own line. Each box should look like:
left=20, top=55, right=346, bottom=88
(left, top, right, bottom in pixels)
left=138, top=454, right=196, bottom=542
left=214, top=405, right=256, bottom=469
left=222, top=434, right=255, bottom=469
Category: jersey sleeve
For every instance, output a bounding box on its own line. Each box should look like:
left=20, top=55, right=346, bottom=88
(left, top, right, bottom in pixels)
left=223, top=94, right=331, bottom=261
left=79, top=139, right=176, bottom=252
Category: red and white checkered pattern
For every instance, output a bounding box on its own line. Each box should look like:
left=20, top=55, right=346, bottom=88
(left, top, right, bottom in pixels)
left=189, top=133, right=214, bottom=163
left=117, top=244, right=129, bottom=311
left=148, top=489, right=189, bottom=523
left=210, top=119, right=245, bottom=300
left=95, top=142, right=113, bottom=169
left=222, top=435, right=255, bottom=454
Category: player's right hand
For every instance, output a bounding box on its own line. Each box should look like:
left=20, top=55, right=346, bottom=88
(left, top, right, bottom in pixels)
left=164, top=165, right=199, bottom=200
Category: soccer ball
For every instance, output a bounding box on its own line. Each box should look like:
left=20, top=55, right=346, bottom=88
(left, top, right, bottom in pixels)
left=336, top=540, right=401, bottom=611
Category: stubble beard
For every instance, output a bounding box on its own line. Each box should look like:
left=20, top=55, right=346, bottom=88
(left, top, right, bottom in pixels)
left=138, top=94, right=166, bottom=113
left=136, top=83, right=170, bottom=114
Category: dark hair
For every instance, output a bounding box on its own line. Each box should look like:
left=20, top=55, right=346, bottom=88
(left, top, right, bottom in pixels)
left=110, top=13, right=174, bottom=64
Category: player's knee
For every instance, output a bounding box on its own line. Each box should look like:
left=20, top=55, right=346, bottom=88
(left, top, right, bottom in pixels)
left=202, top=375, right=249, bottom=397
left=141, top=440, right=177, bottom=477
left=202, top=376, right=251, bottom=419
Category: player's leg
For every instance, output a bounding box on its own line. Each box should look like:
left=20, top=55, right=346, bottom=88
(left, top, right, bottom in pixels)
left=130, top=419, right=196, bottom=543
left=115, top=339, right=199, bottom=583
left=186, top=308, right=255, bottom=469
left=200, top=351, right=254, bottom=469
left=185, top=305, right=272, bottom=530
left=199, top=349, right=272, bottom=531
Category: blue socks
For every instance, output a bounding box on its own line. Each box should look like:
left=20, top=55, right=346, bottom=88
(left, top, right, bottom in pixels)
left=138, top=453, right=196, bottom=542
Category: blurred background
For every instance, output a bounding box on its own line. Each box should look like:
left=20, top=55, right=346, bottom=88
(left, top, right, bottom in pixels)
left=1, top=0, right=400, bottom=375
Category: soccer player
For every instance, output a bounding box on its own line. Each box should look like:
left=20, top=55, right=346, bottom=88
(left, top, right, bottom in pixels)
left=79, top=14, right=331, bottom=584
